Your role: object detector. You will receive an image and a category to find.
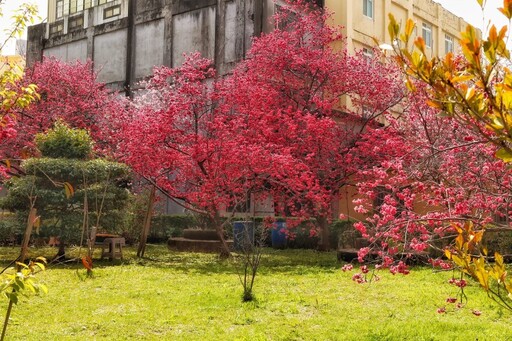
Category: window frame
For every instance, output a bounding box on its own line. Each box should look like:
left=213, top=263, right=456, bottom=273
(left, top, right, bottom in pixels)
left=68, top=14, right=84, bottom=31
left=56, top=0, right=64, bottom=19
left=422, top=23, right=432, bottom=48
left=363, top=0, right=374, bottom=19
left=103, top=4, right=121, bottom=19
left=49, top=20, right=65, bottom=35
left=362, top=47, right=374, bottom=59
left=445, top=34, right=454, bottom=54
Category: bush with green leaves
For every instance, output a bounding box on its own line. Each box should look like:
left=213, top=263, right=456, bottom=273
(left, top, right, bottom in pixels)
left=1, top=123, right=131, bottom=244
left=35, top=120, right=92, bottom=159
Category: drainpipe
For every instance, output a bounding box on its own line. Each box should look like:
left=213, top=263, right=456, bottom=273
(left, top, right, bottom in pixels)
left=124, top=0, right=135, bottom=97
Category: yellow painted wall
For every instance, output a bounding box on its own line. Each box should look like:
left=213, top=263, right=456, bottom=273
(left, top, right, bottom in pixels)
left=48, top=0, right=56, bottom=23
left=325, top=0, right=478, bottom=55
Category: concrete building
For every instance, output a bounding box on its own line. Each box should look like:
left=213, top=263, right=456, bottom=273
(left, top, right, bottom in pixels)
left=26, top=0, right=288, bottom=92
left=326, top=0, right=474, bottom=57
left=27, top=0, right=472, bottom=89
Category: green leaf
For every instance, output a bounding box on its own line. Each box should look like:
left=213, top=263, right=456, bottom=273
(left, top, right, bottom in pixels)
left=7, top=293, right=18, bottom=304
left=496, top=148, right=512, bottom=162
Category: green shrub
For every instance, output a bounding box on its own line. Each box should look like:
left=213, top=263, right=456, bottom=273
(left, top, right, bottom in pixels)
left=482, top=228, right=512, bottom=257
left=35, top=121, right=92, bottom=159
left=0, top=213, right=22, bottom=245
left=2, top=123, right=131, bottom=244
left=330, top=220, right=359, bottom=249
left=147, top=215, right=198, bottom=243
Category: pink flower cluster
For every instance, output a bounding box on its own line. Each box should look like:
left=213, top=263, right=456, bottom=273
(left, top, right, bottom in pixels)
left=389, top=261, right=409, bottom=275
left=448, top=278, right=467, bottom=288
left=351, top=273, right=366, bottom=284
left=341, top=264, right=353, bottom=272
left=429, top=258, right=453, bottom=270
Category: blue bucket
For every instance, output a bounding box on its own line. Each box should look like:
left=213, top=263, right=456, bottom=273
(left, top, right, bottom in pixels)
left=271, top=221, right=287, bottom=249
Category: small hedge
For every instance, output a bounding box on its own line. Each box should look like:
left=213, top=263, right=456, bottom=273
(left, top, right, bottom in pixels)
left=143, top=215, right=358, bottom=250
left=147, top=215, right=198, bottom=243
left=0, top=213, right=21, bottom=245
left=482, top=227, right=512, bottom=257
left=182, top=229, right=220, bottom=241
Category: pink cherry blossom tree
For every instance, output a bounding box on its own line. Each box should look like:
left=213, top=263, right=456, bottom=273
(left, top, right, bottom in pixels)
left=353, top=84, right=512, bottom=269
left=115, top=0, right=406, bottom=256
left=3, top=58, right=126, bottom=170
left=223, top=0, right=405, bottom=250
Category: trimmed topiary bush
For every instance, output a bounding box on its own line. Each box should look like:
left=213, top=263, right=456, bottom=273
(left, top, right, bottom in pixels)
left=35, top=120, right=92, bottom=159
left=1, top=123, right=131, bottom=244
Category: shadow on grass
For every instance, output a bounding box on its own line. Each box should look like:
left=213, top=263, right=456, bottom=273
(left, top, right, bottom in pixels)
left=0, top=244, right=342, bottom=275
left=128, top=245, right=341, bottom=275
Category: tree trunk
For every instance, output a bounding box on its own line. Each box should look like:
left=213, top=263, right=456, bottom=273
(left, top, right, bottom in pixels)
left=212, top=212, right=231, bottom=258
left=137, top=186, right=156, bottom=258
left=54, top=243, right=66, bottom=262
left=317, top=215, right=331, bottom=251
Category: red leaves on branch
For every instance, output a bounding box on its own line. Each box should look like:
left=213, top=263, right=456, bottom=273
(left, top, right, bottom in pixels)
left=5, top=58, right=125, bottom=161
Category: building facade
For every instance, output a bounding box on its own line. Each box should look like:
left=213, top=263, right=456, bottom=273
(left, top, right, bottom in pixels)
left=327, top=0, right=473, bottom=57
left=27, top=0, right=473, bottom=89
left=27, top=0, right=283, bottom=91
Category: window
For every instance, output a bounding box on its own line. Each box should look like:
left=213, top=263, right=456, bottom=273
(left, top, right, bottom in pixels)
left=104, top=5, right=121, bottom=19
left=362, top=47, right=374, bottom=58
left=363, top=0, right=373, bottom=19
left=68, top=15, right=84, bottom=30
left=70, top=0, right=77, bottom=14
left=68, top=0, right=85, bottom=14
left=49, top=20, right=64, bottom=35
left=422, top=23, right=432, bottom=48
left=445, top=34, right=454, bottom=54
left=56, top=0, right=64, bottom=18
left=99, top=0, right=115, bottom=5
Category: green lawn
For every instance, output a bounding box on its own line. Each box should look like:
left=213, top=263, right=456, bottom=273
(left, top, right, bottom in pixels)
left=1, top=245, right=511, bottom=340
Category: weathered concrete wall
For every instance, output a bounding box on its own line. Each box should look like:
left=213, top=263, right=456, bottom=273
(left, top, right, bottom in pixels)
left=134, top=19, right=165, bottom=79
left=224, top=1, right=237, bottom=63
left=44, top=39, right=88, bottom=62
left=172, top=6, right=216, bottom=66
left=26, top=23, right=46, bottom=66
left=93, top=29, right=128, bottom=83
left=28, top=0, right=267, bottom=87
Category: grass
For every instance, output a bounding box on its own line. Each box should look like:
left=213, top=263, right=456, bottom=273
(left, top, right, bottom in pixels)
left=0, top=245, right=511, bottom=340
